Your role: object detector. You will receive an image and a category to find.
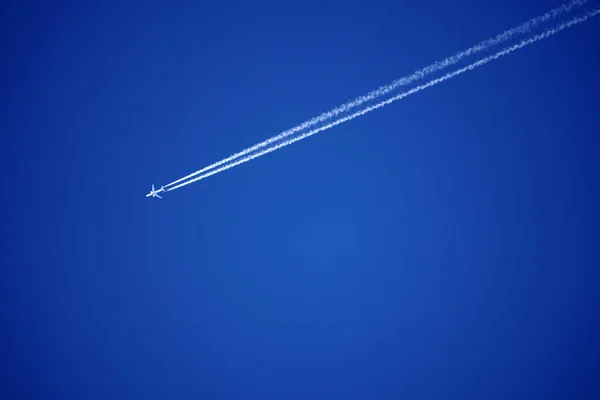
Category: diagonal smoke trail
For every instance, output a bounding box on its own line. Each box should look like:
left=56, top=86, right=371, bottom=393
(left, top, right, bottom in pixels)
left=162, top=0, right=588, bottom=189
left=165, top=8, right=600, bottom=192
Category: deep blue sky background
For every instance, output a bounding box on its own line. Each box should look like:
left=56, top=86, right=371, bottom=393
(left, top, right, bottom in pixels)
left=2, top=0, right=600, bottom=398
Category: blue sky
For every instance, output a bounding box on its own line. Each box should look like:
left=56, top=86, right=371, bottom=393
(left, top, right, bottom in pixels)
left=2, top=0, right=600, bottom=398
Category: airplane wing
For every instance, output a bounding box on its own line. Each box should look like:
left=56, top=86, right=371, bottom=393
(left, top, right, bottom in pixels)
left=156, top=194, right=162, bottom=199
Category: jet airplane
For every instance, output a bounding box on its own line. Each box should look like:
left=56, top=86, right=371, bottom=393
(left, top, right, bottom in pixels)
left=146, top=184, right=165, bottom=199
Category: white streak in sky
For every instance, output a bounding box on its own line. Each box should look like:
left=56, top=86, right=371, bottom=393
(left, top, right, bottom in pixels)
left=165, top=8, right=600, bottom=191
left=162, top=0, right=588, bottom=189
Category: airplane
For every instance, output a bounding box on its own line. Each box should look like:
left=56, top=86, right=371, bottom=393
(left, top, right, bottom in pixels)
left=146, top=184, right=165, bottom=199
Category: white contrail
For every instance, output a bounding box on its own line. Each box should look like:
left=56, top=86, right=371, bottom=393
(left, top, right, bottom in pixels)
left=165, top=8, right=599, bottom=192
left=162, top=0, right=588, bottom=189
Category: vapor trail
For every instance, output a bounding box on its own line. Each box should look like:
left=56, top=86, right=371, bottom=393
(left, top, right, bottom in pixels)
left=165, top=8, right=600, bottom=192
left=162, top=0, right=588, bottom=189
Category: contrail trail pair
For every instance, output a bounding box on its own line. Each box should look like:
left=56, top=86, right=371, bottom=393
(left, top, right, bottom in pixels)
left=160, top=0, right=589, bottom=191
left=164, top=7, right=600, bottom=192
